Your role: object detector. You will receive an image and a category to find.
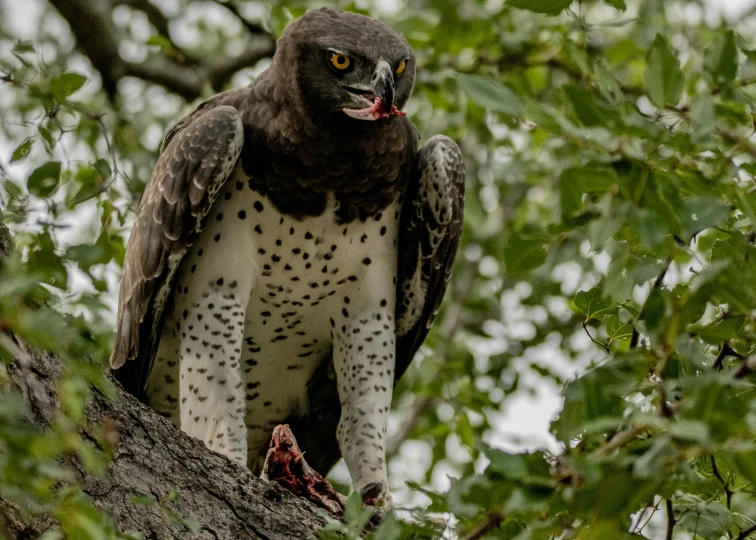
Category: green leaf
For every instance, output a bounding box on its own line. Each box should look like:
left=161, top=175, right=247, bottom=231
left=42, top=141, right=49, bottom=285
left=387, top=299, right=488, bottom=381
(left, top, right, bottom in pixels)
left=49, top=72, right=87, bottom=100
left=704, top=29, right=738, bottom=82
left=12, top=40, right=35, bottom=54
left=563, top=84, right=609, bottom=127
left=575, top=288, right=614, bottom=321
left=93, top=159, right=112, bottom=179
left=676, top=497, right=733, bottom=539
left=456, top=74, right=522, bottom=116
left=602, top=0, right=626, bottom=9
left=504, top=229, right=547, bottom=277
left=10, top=138, right=34, bottom=163
left=27, top=161, right=61, bottom=198
left=730, top=451, right=756, bottom=485
left=38, top=125, right=55, bottom=149
left=146, top=35, right=172, bottom=51
left=680, top=196, right=730, bottom=239
left=645, top=34, right=684, bottom=108
left=669, top=419, right=709, bottom=443
left=690, top=94, right=715, bottom=142
left=560, top=166, right=617, bottom=224
left=606, top=315, right=632, bottom=341
left=507, top=0, right=573, bottom=15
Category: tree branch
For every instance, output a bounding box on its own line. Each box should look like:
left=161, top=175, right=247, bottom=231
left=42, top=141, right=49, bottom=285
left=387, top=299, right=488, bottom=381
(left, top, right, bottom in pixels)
left=210, top=0, right=269, bottom=36
left=665, top=499, right=675, bottom=540
left=0, top=306, right=327, bottom=538
left=114, top=0, right=172, bottom=40
left=46, top=0, right=275, bottom=100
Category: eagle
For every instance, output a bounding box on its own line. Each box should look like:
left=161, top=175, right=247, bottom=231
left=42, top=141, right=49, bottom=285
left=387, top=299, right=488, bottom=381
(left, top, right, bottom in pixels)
left=110, top=7, right=465, bottom=508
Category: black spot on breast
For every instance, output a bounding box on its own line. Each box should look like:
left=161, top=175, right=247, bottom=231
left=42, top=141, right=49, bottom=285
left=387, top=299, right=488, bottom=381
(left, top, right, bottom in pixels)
left=214, top=233, right=221, bottom=242
left=380, top=226, right=387, bottom=236
left=198, top=249, right=203, bottom=257
left=305, top=232, right=313, bottom=240
left=238, top=210, right=246, bottom=219
left=272, top=254, right=281, bottom=263
left=289, top=227, right=295, bottom=235
left=217, top=213, right=223, bottom=221
left=191, top=265, right=196, bottom=273
left=236, top=182, right=244, bottom=190
left=224, top=192, right=232, bottom=200
left=362, top=258, right=372, bottom=265
left=255, top=225, right=263, bottom=234
left=380, top=299, right=387, bottom=307
left=217, top=278, right=224, bottom=286
left=254, top=201, right=264, bottom=212
left=275, top=239, right=282, bottom=247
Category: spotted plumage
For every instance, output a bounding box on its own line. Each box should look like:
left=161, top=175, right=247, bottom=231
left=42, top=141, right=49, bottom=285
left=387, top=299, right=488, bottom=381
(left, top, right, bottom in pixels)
left=111, top=7, right=464, bottom=507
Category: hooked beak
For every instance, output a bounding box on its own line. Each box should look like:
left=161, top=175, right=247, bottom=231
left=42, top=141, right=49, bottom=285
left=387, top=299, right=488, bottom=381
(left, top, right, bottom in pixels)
left=343, top=60, right=406, bottom=121
left=371, top=60, right=395, bottom=113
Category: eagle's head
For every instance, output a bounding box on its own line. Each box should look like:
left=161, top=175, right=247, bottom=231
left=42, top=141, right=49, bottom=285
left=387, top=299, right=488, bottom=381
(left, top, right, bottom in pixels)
left=274, top=8, right=415, bottom=122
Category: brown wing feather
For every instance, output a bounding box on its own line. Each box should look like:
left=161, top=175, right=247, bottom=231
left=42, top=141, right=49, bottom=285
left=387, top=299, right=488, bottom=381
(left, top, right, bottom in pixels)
left=395, top=135, right=465, bottom=379
left=111, top=104, right=244, bottom=399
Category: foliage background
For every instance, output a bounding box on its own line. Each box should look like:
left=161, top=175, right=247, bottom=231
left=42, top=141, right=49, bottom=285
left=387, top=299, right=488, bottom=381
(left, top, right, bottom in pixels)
left=2, top=0, right=756, bottom=538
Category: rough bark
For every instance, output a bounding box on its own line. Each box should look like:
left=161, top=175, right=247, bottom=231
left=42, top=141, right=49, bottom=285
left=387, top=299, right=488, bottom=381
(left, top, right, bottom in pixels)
left=3, top=342, right=327, bottom=539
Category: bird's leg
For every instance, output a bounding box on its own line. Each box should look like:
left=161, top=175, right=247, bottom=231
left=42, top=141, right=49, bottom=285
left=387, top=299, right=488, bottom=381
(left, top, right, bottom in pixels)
left=331, top=308, right=395, bottom=508
left=177, top=279, right=249, bottom=464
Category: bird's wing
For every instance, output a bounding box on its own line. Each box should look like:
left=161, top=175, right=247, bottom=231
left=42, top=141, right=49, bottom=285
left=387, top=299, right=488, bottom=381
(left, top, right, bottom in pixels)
left=111, top=104, right=244, bottom=400
left=394, top=135, right=466, bottom=379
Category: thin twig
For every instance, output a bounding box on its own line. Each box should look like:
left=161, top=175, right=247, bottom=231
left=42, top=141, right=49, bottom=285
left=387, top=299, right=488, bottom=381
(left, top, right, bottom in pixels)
left=665, top=499, right=675, bottom=540
left=737, top=523, right=756, bottom=539
left=582, top=320, right=609, bottom=353
left=630, top=260, right=671, bottom=348
left=710, top=455, right=733, bottom=510
left=713, top=341, right=744, bottom=371
left=210, top=0, right=268, bottom=36
left=462, top=511, right=504, bottom=540
left=733, top=356, right=756, bottom=379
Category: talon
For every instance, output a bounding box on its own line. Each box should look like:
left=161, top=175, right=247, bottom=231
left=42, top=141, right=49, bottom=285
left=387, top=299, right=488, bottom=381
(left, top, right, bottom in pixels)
left=360, top=481, right=390, bottom=507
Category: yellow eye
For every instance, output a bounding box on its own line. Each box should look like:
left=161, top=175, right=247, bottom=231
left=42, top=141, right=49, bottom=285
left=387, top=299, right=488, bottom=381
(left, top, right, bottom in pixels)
left=396, top=60, right=406, bottom=75
left=330, top=53, right=351, bottom=70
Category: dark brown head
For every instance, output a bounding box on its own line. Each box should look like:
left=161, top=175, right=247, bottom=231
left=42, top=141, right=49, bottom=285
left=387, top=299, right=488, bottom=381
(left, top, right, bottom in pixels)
left=273, top=8, right=415, bottom=123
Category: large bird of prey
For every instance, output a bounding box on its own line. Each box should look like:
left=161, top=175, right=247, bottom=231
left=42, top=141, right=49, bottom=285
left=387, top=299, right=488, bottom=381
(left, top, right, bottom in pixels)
left=111, top=7, right=464, bottom=507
